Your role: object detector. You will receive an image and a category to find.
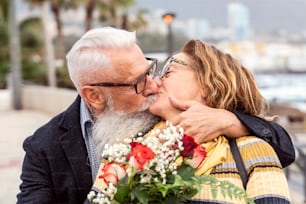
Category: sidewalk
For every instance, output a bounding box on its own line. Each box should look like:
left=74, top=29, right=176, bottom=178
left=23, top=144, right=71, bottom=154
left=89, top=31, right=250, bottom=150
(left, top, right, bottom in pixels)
left=0, top=109, right=305, bottom=204
left=0, top=110, right=53, bottom=204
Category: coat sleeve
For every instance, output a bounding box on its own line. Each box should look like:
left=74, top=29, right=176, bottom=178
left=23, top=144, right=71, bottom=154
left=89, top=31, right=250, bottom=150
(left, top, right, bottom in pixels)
left=233, top=112, right=295, bottom=167
left=17, top=135, right=55, bottom=204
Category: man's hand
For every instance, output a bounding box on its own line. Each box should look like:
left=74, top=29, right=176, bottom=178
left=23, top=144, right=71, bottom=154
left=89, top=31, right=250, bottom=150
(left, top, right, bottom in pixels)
left=169, top=96, right=249, bottom=143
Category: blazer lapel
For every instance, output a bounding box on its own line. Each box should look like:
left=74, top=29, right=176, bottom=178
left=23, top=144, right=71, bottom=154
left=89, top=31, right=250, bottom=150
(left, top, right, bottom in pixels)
left=58, top=96, right=92, bottom=196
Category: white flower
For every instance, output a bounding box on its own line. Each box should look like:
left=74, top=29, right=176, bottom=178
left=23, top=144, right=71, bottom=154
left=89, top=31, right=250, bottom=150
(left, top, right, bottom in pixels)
left=87, top=191, right=96, bottom=201
left=140, top=173, right=152, bottom=183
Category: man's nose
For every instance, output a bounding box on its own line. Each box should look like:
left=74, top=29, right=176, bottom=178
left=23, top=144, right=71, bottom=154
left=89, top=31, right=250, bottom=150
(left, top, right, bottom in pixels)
left=142, top=76, right=161, bottom=97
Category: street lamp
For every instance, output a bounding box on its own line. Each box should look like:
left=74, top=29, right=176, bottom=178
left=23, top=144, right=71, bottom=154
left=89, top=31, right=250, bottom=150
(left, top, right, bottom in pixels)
left=162, top=13, right=176, bottom=58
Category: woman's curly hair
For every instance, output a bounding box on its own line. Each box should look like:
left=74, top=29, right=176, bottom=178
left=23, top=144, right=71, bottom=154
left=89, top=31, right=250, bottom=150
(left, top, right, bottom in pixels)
left=181, top=39, right=269, bottom=117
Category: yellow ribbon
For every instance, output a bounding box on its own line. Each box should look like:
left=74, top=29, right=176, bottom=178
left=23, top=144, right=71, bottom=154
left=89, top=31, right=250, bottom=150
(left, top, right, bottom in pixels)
left=195, top=136, right=228, bottom=176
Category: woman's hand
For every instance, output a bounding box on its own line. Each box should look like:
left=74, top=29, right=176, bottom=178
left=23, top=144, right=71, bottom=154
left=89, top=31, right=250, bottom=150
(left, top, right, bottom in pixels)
left=169, top=96, right=249, bottom=143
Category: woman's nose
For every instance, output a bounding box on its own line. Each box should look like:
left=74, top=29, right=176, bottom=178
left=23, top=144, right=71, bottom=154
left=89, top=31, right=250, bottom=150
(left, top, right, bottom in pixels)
left=142, top=76, right=161, bottom=97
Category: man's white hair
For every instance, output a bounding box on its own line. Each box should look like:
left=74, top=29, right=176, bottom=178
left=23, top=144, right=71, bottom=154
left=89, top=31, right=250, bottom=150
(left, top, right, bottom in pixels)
left=66, top=27, right=136, bottom=93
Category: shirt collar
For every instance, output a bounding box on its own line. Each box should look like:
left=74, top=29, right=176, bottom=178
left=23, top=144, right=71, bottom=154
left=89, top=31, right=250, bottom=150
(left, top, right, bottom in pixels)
left=80, top=98, right=94, bottom=139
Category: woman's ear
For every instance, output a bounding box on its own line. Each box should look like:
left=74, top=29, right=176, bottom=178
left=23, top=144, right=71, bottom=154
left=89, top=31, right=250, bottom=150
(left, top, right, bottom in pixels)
left=201, top=88, right=209, bottom=105
left=81, top=86, right=106, bottom=116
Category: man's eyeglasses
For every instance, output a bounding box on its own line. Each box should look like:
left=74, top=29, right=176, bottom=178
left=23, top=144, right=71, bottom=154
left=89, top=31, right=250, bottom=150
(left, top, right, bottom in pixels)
left=88, top=57, right=158, bottom=94
left=158, top=57, right=197, bottom=79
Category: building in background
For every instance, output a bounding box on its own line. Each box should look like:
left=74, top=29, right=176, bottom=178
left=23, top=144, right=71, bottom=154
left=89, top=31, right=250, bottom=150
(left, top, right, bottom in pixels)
left=227, top=2, right=250, bottom=41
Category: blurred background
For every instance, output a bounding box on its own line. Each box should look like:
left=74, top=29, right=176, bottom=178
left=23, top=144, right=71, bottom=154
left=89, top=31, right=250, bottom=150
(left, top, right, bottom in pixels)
left=0, top=0, right=305, bottom=203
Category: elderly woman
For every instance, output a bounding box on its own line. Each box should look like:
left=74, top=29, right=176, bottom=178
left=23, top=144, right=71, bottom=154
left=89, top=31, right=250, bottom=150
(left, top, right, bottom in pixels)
left=144, top=39, right=291, bottom=204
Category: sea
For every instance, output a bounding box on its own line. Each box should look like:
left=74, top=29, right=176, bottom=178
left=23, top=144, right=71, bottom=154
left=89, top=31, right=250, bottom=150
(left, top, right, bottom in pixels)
left=254, top=72, right=306, bottom=112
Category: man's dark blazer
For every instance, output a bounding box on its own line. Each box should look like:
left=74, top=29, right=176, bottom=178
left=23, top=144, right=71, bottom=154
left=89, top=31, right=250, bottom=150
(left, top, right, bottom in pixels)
left=17, top=96, right=92, bottom=204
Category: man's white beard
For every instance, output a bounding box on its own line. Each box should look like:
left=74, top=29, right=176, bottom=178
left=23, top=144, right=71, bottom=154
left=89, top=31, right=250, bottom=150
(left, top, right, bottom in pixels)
left=92, top=96, right=160, bottom=161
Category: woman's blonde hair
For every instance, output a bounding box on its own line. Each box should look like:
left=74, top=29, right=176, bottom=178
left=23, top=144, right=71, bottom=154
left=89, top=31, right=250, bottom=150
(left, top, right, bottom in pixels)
left=182, top=39, right=269, bottom=117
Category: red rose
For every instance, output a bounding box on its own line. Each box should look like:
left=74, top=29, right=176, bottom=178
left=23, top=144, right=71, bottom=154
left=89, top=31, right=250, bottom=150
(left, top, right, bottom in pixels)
left=184, top=145, right=207, bottom=168
left=126, top=142, right=155, bottom=170
left=98, top=162, right=126, bottom=185
left=181, top=135, right=197, bottom=157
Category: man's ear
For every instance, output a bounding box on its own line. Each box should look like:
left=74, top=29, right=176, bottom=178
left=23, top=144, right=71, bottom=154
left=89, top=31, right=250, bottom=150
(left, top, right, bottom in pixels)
left=81, top=85, right=106, bottom=115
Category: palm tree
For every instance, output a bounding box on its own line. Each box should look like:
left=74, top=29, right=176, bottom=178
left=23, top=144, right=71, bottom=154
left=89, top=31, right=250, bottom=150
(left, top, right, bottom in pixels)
left=0, top=0, right=9, bottom=54
left=24, top=0, right=78, bottom=59
left=83, top=0, right=148, bottom=31
left=98, top=0, right=135, bottom=28
left=19, top=17, right=47, bottom=85
left=84, top=0, right=95, bottom=31
left=128, top=8, right=148, bottom=31
left=49, top=0, right=65, bottom=58
left=0, top=0, right=9, bottom=21
left=0, top=0, right=9, bottom=88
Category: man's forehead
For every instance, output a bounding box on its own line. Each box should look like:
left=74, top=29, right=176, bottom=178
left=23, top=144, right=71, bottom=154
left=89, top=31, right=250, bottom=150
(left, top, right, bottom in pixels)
left=109, top=58, right=147, bottom=82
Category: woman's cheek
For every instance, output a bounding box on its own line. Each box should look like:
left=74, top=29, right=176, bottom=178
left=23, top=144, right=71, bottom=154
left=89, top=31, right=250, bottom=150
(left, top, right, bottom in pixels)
left=149, top=95, right=168, bottom=116
left=149, top=99, right=162, bottom=115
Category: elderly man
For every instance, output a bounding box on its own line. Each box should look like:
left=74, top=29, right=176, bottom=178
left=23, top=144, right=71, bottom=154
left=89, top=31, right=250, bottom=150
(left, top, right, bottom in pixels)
left=17, top=27, right=294, bottom=204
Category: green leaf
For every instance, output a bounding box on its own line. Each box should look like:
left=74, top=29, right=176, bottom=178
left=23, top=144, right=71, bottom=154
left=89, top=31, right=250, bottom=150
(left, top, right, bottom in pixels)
left=155, top=182, right=169, bottom=197
left=172, top=174, right=187, bottom=187
left=193, top=174, right=255, bottom=203
left=211, top=185, right=218, bottom=198
left=118, top=174, right=129, bottom=185
left=177, top=164, right=195, bottom=180
left=114, top=183, right=130, bottom=203
left=165, top=173, right=175, bottom=184
left=110, top=200, right=121, bottom=204
left=164, top=195, right=179, bottom=204
left=134, top=186, right=149, bottom=204
left=180, top=187, right=199, bottom=201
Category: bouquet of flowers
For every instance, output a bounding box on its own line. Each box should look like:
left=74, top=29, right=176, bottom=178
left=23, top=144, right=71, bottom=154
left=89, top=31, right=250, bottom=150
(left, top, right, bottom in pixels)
left=87, top=121, right=254, bottom=204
